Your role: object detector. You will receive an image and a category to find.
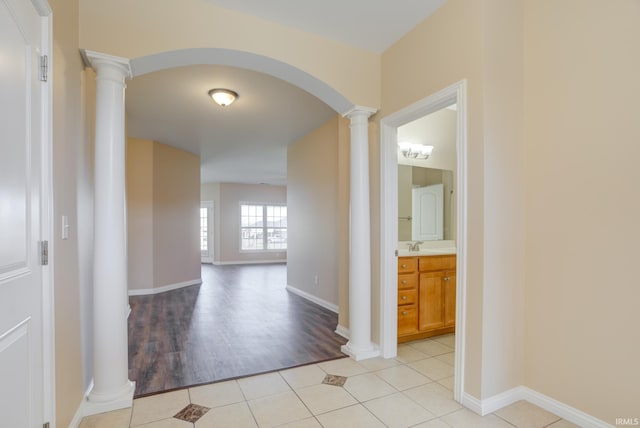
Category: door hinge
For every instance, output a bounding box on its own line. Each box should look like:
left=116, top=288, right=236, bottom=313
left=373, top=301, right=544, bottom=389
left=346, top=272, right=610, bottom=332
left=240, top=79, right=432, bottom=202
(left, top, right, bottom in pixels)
left=43, top=422, right=50, bottom=428
left=40, top=240, right=48, bottom=265
left=40, top=55, right=48, bottom=82
left=394, top=249, right=398, bottom=257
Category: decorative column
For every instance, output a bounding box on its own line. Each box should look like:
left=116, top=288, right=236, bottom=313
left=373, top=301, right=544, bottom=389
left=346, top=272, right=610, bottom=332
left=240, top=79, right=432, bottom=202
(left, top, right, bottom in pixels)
left=81, top=50, right=135, bottom=415
left=341, top=106, right=379, bottom=361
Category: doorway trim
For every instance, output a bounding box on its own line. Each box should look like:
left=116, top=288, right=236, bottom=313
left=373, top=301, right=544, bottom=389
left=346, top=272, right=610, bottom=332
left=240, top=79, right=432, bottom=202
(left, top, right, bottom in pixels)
left=379, top=80, right=467, bottom=402
left=33, top=0, right=54, bottom=424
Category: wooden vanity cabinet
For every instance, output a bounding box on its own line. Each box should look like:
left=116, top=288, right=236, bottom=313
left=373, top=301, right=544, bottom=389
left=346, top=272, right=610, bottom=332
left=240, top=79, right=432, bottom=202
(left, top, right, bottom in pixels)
left=397, top=258, right=419, bottom=336
left=398, top=254, right=456, bottom=342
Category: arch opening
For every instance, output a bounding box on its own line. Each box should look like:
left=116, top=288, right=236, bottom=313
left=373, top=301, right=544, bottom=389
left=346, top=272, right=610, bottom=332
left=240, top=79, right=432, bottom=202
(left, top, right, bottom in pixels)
left=130, top=48, right=355, bottom=115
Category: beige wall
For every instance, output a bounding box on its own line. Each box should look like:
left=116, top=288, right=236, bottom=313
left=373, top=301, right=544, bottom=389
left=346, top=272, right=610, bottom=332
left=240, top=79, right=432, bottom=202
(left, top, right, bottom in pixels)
left=523, top=0, right=640, bottom=421
left=337, top=117, right=351, bottom=329
left=126, top=138, right=154, bottom=289
left=398, top=165, right=413, bottom=241
left=153, top=142, right=201, bottom=287
left=479, top=0, right=526, bottom=399
left=127, top=139, right=201, bottom=290
left=385, top=0, right=639, bottom=420
left=202, top=183, right=287, bottom=264
left=78, top=0, right=379, bottom=109
left=380, top=0, right=487, bottom=398
left=287, top=116, right=340, bottom=305
left=51, top=0, right=94, bottom=425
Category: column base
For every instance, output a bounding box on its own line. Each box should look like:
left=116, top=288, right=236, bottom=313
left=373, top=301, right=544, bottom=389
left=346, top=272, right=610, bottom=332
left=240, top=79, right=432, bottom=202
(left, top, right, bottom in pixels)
left=84, top=380, right=135, bottom=417
left=341, top=342, right=380, bottom=361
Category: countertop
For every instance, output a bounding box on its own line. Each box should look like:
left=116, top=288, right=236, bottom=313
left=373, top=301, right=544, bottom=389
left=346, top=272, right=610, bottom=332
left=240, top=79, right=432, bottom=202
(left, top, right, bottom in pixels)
left=397, top=240, right=456, bottom=256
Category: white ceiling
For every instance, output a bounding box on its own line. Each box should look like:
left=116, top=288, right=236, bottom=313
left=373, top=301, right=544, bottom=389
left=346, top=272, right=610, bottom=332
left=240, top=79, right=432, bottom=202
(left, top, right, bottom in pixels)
left=204, top=0, right=448, bottom=53
left=125, top=1, right=448, bottom=186
left=126, top=65, right=335, bottom=186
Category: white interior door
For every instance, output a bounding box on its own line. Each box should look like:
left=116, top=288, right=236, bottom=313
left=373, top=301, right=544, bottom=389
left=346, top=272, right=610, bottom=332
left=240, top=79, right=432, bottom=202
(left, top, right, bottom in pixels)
left=412, top=184, right=444, bottom=241
left=0, top=0, right=45, bottom=426
left=200, top=201, right=214, bottom=263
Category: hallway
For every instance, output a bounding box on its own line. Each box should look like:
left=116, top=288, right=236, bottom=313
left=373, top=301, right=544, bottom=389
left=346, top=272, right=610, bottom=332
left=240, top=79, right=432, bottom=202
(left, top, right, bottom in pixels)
left=128, top=263, right=347, bottom=396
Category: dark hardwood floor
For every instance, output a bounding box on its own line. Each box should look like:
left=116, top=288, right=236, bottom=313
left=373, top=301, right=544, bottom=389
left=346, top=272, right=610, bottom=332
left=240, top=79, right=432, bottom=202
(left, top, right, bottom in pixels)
left=128, top=263, right=347, bottom=397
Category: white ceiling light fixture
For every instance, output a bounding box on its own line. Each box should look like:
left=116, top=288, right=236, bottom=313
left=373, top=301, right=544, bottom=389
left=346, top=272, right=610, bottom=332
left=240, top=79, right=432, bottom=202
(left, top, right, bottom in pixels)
left=208, top=88, right=238, bottom=107
left=398, top=142, right=434, bottom=160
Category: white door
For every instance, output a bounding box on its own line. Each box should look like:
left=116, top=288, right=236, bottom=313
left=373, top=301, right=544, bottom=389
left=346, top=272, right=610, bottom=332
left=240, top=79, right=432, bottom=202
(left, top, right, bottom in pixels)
left=412, top=184, right=444, bottom=241
left=0, top=0, right=46, bottom=426
left=200, top=201, right=214, bottom=263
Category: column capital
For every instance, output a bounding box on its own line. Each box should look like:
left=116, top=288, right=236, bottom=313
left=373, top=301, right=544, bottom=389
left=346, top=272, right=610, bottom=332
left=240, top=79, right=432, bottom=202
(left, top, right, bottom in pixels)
left=343, top=105, right=377, bottom=120
left=81, top=49, right=133, bottom=80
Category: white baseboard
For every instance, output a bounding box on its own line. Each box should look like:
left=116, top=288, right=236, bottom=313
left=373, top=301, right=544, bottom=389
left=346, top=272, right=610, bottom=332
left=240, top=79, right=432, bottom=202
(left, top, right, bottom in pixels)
left=480, top=385, right=525, bottom=415
left=213, top=260, right=286, bottom=265
left=520, top=387, right=614, bottom=428
left=285, top=285, right=338, bottom=313
left=201, top=257, right=213, bottom=264
left=128, top=279, right=201, bottom=296
left=461, top=391, right=483, bottom=415
left=68, top=379, right=96, bottom=427
left=334, top=324, right=350, bottom=340
left=464, top=386, right=613, bottom=428
left=68, top=379, right=95, bottom=428
left=68, top=397, right=85, bottom=428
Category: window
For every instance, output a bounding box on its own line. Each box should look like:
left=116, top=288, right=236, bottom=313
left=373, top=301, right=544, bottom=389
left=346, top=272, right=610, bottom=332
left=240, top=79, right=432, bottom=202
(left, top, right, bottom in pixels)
left=240, top=203, right=287, bottom=251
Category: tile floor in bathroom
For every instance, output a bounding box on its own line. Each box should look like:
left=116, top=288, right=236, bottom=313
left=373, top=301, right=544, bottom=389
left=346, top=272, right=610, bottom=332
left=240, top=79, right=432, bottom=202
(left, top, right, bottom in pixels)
left=79, top=334, right=578, bottom=428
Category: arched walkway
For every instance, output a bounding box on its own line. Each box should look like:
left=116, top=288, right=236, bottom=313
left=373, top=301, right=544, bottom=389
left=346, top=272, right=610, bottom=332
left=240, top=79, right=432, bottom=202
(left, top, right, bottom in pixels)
left=130, top=48, right=354, bottom=115
left=81, top=47, right=379, bottom=415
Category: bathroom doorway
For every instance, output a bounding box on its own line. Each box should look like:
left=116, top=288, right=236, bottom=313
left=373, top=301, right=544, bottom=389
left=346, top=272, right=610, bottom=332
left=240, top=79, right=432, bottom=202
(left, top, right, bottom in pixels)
left=379, top=80, right=467, bottom=403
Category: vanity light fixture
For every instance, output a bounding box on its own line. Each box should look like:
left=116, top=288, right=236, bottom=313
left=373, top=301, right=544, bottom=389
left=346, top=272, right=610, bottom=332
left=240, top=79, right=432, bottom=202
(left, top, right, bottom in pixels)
left=398, top=142, right=434, bottom=160
left=208, top=88, right=238, bottom=107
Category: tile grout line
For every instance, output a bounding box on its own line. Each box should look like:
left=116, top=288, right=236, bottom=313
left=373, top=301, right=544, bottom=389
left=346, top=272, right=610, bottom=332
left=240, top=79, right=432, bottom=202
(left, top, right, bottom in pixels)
left=275, top=368, right=323, bottom=427
left=493, top=412, right=520, bottom=427
left=124, top=337, right=456, bottom=428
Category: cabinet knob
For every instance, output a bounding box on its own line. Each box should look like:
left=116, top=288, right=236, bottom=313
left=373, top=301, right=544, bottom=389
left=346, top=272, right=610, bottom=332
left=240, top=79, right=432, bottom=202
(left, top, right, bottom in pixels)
left=401, top=311, right=408, bottom=316
left=401, top=295, right=407, bottom=300
left=401, top=264, right=407, bottom=269
left=443, top=277, right=449, bottom=281
left=401, top=279, right=407, bottom=284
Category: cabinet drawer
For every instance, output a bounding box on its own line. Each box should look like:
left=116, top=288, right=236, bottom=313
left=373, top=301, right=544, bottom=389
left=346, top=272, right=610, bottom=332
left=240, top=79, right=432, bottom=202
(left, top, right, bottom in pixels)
left=398, top=273, right=418, bottom=290
left=398, top=257, right=418, bottom=273
left=398, top=305, right=418, bottom=336
left=419, top=255, right=456, bottom=272
left=398, top=289, right=417, bottom=305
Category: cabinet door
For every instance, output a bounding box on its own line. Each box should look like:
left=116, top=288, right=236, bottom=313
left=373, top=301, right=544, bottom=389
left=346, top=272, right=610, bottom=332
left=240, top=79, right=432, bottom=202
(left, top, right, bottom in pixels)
left=444, top=271, right=456, bottom=327
left=398, top=305, right=418, bottom=336
left=419, top=272, right=444, bottom=331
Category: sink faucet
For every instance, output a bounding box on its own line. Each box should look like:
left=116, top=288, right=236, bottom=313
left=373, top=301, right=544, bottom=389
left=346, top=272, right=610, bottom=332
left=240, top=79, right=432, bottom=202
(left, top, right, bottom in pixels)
left=409, top=241, right=423, bottom=251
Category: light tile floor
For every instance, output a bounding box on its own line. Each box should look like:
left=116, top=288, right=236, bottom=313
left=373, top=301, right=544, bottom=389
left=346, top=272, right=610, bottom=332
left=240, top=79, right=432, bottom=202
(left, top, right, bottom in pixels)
left=79, top=334, right=578, bottom=428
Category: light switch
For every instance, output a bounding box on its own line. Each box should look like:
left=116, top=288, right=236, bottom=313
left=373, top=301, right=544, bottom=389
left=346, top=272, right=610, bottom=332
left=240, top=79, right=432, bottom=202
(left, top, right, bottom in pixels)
left=61, top=215, right=69, bottom=240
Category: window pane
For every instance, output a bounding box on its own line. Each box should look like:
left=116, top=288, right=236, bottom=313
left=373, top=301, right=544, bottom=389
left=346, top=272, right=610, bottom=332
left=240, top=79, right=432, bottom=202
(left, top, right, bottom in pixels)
left=267, top=228, right=287, bottom=250
left=240, top=204, right=286, bottom=251
left=241, top=227, right=264, bottom=250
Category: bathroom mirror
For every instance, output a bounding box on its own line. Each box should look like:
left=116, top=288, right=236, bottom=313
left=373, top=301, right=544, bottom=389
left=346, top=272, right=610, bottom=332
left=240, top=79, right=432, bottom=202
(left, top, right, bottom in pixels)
left=398, top=165, right=455, bottom=241
left=397, top=105, right=457, bottom=243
